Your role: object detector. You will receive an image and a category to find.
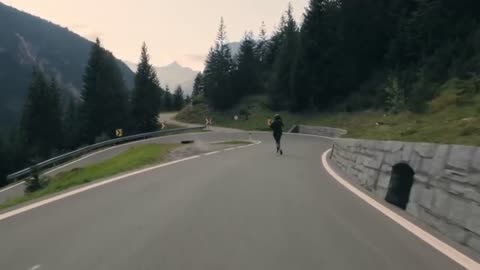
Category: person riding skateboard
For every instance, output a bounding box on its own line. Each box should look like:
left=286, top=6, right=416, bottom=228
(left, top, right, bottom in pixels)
left=268, top=114, right=284, bottom=155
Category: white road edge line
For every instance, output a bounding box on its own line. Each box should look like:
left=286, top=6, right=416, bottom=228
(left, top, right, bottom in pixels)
left=0, top=181, right=26, bottom=193
left=0, top=141, right=263, bottom=222
left=223, top=148, right=236, bottom=151
left=321, top=149, right=480, bottom=270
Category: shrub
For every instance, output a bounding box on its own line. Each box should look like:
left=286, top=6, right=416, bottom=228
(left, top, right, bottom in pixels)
left=385, top=76, right=406, bottom=114
left=25, top=165, right=47, bottom=193
left=94, top=133, right=111, bottom=144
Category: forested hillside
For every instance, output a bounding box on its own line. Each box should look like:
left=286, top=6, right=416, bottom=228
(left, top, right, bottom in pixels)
left=0, top=39, right=179, bottom=188
left=191, top=0, right=480, bottom=114
left=0, top=2, right=134, bottom=129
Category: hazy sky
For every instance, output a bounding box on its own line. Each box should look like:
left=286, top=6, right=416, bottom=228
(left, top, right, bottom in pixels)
left=3, top=0, right=310, bottom=70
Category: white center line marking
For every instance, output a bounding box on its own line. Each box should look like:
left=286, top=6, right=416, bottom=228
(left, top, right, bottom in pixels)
left=204, top=151, right=220, bottom=156
left=29, top=265, right=41, bottom=270
left=321, top=149, right=480, bottom=270
left=0, top=141, right=263, bottom=222
left=0, top=155, right=200, bottom=222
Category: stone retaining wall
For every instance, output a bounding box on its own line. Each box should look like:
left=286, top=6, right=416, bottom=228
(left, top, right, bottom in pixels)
left=331, top=138, right=480, bottom=254
left=296, top=125, right=347, bottom=138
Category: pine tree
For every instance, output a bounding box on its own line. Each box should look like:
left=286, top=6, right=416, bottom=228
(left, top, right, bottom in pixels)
left=80, top=38, right=130, bottom=143
left=268, top=4, right=300, bottom=110
left=173, top=86, right=185, bottom=111
left=47, top=77, right=63, bottom=141
left=164, top=85, right=172, bottom=111
left=131, top=42, right=162, bottom=132
left=0, top=137, right=7, bottom=187
left=21, top=69, right=63, bottom=158
left=255, top=22, right=270, bottom=65
left=203, top=18, right=235, bottom=110
left=255, top=22, right=271, bottom=89
left=63, top=98, right=80, bottom=149
left=233, top=31, right=262, bottom=98
left=185, top=95, right=192, bottom=105
left=192, top=72, right=204, bottom=97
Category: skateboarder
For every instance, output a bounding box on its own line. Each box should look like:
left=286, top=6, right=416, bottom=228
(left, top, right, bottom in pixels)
left=268, top=114, right=284, bottom=155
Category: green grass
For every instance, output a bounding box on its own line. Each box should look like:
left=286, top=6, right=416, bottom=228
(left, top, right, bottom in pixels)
left=0, top=144, right=179, bottom=210
left=177, top=79, right=480, bottom=146
left=212, top=140, right=252, bottom=145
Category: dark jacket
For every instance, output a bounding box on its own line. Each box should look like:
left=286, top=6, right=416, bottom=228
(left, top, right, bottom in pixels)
left=270, top=119, right=284, bottom=137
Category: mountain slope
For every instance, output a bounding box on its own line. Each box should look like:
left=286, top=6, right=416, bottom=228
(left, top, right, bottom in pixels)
left=0, top=2, right=134, bottom=128
left=155, top=62, right=198, bottom=94
left=125, top=61, right=198, bottom=95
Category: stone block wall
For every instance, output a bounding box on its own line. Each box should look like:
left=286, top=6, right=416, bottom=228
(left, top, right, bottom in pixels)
left=331, top=138, right=480, bottom=254
left=296, top=125, right=347, bottom=138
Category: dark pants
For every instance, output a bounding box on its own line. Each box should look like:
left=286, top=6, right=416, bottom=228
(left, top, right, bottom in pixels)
left=274, top=133, right=282, bottom=149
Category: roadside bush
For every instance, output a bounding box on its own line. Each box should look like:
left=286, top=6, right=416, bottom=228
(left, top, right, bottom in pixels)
left=25, top=165, right=47, bottom=193
left=192, top=95, right=206, bottom=106
left=94, top=133, right=111, bottom=144
left=385, top=76, right=407, bottom=114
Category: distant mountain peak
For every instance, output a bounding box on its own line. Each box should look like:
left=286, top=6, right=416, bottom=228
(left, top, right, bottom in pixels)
left=167, top=61, right=181, bottom=68
left=122, top=60, right=199, bottom=95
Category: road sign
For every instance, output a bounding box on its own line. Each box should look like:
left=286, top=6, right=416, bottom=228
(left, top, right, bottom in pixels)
left=115, top=129, right=123, bottom=137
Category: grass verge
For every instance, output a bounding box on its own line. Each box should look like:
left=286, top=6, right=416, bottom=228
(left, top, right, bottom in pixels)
left=0, top=144, right=179, bottom=210
left=177, top=79, right=480, bottom=146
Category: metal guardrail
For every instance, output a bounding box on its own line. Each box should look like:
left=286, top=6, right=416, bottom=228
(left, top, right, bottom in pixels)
left=7, top=126, right=205, bottom=181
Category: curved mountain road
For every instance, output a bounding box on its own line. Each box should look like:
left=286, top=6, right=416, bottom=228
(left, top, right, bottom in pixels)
left=0, top=132, right=472, bottom=270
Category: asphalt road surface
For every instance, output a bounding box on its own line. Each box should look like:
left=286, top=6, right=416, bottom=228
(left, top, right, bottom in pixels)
left=0, top=132, right=470, bottom=270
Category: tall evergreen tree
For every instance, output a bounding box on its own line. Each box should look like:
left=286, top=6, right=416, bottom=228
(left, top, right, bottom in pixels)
left=255, top=22, right=270, bottom=65
left=268, top=4, right=300, bottom=110
left=292, top=0, right=343, bottom=110
left=192, top=72, right=204, bottom=97
left=131, top=43, right=162, bottom=132
left=173, top=86, right=185, bottom=111
left=0, top=138, right=6, bottom=187
left=203, top=18, right=235, bottom=110
left=63, top=98, right=80, bottom=149
left=255, top=22, right=271, bottom=89
left=21, top=69, right=63, bottom=158
left=233, top=31, right=262, bottom=98
left=185, top=95, right=192, bottom=105
left=80, top=38, right=130, bottom=143
left=164, top=85, right=173, bottom=111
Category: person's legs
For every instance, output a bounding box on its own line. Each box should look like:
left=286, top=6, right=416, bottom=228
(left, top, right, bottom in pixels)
left=274, top=134, right=282, bottom=154
left=273, top=134, right=280, bottom=153
left=278, top=135, right=283, bottom=155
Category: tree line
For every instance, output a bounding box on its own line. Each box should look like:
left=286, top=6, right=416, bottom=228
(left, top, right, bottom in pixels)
left=0, top=40, right=187, bottom=187
left=193, top=0, right=480, bottom=113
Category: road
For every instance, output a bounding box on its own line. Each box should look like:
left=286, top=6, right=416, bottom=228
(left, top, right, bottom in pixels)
left=0, top=132, right=470, bottom=270
left=159, top=112, right=241, bottom=132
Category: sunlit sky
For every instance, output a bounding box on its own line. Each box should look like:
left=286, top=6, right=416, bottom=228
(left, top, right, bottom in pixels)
left=3, top=0, right=310, bottom=70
